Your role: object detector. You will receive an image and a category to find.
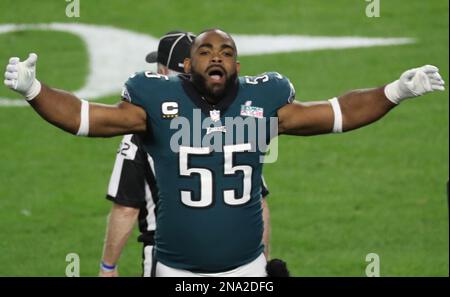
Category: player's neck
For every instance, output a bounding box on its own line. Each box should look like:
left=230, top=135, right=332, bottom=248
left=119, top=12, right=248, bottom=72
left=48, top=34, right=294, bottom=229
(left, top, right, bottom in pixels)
left=202, top=95, right=220, bottom=106
left=199, top=77, right=239, bottom=106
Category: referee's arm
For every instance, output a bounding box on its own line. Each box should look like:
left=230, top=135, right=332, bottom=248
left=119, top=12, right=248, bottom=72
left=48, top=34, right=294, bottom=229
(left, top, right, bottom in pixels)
left=100, top=203, right=139, bottom=276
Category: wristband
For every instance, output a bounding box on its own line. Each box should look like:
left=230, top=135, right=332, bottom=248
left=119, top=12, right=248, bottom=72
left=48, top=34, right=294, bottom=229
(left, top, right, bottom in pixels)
left=100, top=261, right=116, bottom=272
left=76, top=99, right=90, bottom=136
left=328, top=97, right=343, bottom=133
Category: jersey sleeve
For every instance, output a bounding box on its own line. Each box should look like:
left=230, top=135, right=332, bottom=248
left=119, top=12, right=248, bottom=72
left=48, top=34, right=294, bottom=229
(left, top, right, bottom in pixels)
left=265, top=72, right=296, bottom=113
left=268, top=72, right=296, bottom=105
left=245, top=72, right=296, bottom=118
left=121, top=72, right=149, bottom=110
left=121, top=72, right=176, bottom=125
left=269, top=72, right=295, bottom=118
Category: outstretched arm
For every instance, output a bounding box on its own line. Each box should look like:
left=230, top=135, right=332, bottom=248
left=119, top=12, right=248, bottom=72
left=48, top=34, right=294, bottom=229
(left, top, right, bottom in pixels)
left=31, top=85, right=146, bottom=136
left=4, top=53, right=146, bottom=137
left=278, top=65, right=445, bottom=135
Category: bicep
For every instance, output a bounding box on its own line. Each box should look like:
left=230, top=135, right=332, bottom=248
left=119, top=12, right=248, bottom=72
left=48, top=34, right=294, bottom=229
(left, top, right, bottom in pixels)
left=277, top=100, right=334, bottom=136
left=89, top=100, right=147, bottom=137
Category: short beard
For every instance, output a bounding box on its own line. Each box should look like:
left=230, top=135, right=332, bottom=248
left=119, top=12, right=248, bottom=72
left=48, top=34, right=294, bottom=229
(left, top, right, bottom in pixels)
left=191, top=69, right=237, bottom=105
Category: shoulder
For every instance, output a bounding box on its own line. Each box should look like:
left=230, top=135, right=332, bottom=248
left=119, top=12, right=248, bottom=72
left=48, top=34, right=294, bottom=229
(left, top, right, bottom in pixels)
left=239, top=72, right=296, bottom=104
left=122, top=72, right=181, bottom=103
left=124, top=71, right=177, bottom=92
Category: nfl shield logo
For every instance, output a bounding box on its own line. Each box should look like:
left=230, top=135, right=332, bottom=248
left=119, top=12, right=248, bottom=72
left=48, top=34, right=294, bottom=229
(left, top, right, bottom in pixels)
left=210, top=109, right=221, bottom=122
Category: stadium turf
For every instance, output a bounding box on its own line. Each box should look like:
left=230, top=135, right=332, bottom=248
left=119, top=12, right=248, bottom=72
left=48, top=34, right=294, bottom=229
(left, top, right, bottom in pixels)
left=0, top=0, right=448, bottom=276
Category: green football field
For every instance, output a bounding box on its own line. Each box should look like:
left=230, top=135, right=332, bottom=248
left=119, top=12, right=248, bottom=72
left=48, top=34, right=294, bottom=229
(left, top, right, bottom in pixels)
left=0, top=0, right=448, bottom=276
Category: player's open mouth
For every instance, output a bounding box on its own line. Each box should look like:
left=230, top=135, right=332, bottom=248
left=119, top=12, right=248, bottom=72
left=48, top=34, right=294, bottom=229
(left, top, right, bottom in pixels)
left=207, top=68, right=225, bottom=84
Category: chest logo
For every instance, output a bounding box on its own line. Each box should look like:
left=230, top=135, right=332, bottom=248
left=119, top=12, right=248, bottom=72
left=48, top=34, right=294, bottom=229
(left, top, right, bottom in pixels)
left=161, top=101, right=178, bottom=118
left=240, top=101, right=264, bottom=119
left=209, top=109, right=221, bottom=122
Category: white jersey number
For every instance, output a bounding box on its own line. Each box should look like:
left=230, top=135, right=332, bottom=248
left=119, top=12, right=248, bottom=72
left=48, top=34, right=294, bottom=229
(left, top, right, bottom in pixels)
left=179, top=144, right=253, bottom=208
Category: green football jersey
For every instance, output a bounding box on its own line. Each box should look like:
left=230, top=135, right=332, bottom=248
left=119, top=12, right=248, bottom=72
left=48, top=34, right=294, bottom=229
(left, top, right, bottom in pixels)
left=123, top=71, right=295, bottom=272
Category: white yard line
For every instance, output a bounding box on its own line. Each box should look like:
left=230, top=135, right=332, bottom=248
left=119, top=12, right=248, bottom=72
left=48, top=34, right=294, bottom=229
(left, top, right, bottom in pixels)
left=0, top=23, right=415, bottom=107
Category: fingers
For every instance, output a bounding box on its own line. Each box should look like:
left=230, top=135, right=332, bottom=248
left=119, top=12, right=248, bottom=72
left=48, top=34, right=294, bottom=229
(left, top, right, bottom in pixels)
left=427, top=70, right=445, bottom=92
left=413, top=65, right=445, bottom=93
left=4, top=60, right=18, bottom=89
left=420, top=68, right=446, bottom=92
left=430, top=78, right=445, bottom=86
left=430, top=75, right=446, bottom=91
left=4, top=57, right=20, bottom=89
left=4, top=78, right=17, bottom=89
left=6, top=64, right=18, bottom=72
left=9, top=57, right=20, bottom=64
left=429, top=72, right=442, bottom=81
left=7, top=53, right=37, bottom=67
left=431, top=85, right=445, bottom=91
left=417, top=65, right=445, bottom=92
left=4, top=79, right=14, bottom=88
left=402, top=65, right=441, bottom=81
left=4, top=63, right=19, bottom=90
left=419, top=64, right=439, bottom=74
left=24, top=53, right=37, bottom=67
left=415, top=71, right=432, bottom=92
left=402, top=69, right=417, bottom=80
left=4, top=71, right=18, bottom=80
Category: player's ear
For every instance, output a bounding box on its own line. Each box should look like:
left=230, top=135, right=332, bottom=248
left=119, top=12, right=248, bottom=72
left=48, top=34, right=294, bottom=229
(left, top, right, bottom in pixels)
left=158, top=64, right=169, bottom=75
left=156, top=63, right=167, bottom=75
left=236, top=61, right=241, bottom=74
left=183, top=58, right=191, bottom=74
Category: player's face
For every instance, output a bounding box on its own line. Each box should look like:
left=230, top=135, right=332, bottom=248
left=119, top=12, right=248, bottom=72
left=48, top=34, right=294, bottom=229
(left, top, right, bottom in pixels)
left=185, top=30, right=240, bottom=101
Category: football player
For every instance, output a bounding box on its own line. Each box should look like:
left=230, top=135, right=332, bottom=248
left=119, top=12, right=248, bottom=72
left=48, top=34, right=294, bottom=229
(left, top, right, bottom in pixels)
left=99, top=31, right=276, bottom=277
left=4, top=29, right=444, bottom=276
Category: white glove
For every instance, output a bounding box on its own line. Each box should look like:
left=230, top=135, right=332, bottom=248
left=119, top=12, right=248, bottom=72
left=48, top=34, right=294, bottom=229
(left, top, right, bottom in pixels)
left=384, top=65, right=445, bottom=104
left=4, top=53, right=42, bottom=101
